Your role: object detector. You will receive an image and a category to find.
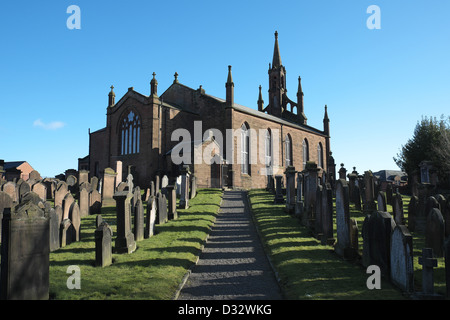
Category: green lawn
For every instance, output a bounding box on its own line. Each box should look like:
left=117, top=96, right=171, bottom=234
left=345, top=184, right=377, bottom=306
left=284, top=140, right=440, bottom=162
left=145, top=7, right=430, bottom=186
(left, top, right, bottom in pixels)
left=49, top=188, right=223, bottom=300
left=248, top=189, right=447, bottom=300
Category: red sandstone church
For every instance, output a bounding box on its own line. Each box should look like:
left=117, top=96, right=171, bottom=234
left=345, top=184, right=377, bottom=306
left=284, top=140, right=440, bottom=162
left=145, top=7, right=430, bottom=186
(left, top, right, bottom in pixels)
left=83, top=32, right=334, bottom=189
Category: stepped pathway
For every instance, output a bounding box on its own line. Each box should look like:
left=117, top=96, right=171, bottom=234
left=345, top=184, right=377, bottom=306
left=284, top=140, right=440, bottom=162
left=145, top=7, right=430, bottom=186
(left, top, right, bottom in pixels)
left=177, top=190, right=283, bottom=300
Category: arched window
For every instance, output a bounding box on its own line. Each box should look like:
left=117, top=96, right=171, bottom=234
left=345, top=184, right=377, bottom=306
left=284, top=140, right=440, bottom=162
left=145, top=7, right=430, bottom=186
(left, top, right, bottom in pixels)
left=120, top=110, right=141, bottom=155
left=317, top=143, right=324, bottom=168
left=285, top=134, right=292, bottom=167
left=302, top=139, right=309, bottom=169
left=241, top=123, right=250, bottom=174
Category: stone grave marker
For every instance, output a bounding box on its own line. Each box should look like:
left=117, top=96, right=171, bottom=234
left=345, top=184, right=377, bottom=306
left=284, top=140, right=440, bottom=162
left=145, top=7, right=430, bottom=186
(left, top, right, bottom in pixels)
left=32, top=181, right=47, bottom=202
left=62, top=193, right=74, bottom=221
left=320, top=182, right=334, bottom=245
left=79, top=187, right=89, bottom=218
left=91, top=176, right=99, bottom=192
left=0, top=202, right=49, bottom=300
left=166, top=185, right=177, bottom=220
left=377, top=191, right=387, bottom=212
left=49, top=207, right=60, bottom=252
left=60, top=219, right=74, bottom=248
left=2, top=182, right=17, bottom=203
left=335, top=179, right=356, bottom=259
left=89, top=189, right=102, bottom=215
left=392, top=192, right=404, bottom=225
left=0, top=191, right=13, bottom=240
left=425, top=208, right=445, bottom=257
left=314, top=184, right=323, bottom=238
left=284, top=166, right=296, bottom=214
left=189, top=175, right=197, bottom=199
left=156, top=192, right=168, bottom=225
left=390, top=225, right=414, bottom=293
left=69, top=202, right=81, bottom=242
left=161, top=175, right=169, bottom=189
left=179, top=166, right=190, bottom=209
left=102, top=168, right=117, bottom=201
left=408, top=195, right=419, bottom=232
left=145, top=196, right=157, bottom=238
left=55, top=181, right=68, bottom=208
left=113, top=191, right=136, bottom=254
left=95, top=222, right=113, bottom=267
left=134, top=198, right=144, bottom=242
left=274, top=175, right=284, bottom=204
left=18, top=181, right=31, bottom=202
left=418, top=248, right=440, bottom=298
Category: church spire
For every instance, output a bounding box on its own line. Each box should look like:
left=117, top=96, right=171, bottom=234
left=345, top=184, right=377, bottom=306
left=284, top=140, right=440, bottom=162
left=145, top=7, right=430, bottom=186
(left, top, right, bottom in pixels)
left=272, top=31, right=282, bottom=68
left=257, top=85, right=264, bottom=111
left=225, top=65, right=234, bottom=106
left=108, top=85, right=115, bottom=107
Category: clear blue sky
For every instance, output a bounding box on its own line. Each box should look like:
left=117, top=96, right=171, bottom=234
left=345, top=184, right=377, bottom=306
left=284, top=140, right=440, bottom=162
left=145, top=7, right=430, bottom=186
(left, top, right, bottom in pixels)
left=1, top=0, right=449, bottom=178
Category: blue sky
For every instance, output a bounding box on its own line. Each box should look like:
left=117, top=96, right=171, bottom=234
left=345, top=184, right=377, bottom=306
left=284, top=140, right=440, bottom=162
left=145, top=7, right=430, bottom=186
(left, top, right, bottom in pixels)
left=1, top=0, right=449, bottom=178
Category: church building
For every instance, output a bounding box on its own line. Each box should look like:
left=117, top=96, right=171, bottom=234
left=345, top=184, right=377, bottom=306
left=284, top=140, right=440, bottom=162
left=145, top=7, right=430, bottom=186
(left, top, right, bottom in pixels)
left=85, top=32, right=333, bottom=189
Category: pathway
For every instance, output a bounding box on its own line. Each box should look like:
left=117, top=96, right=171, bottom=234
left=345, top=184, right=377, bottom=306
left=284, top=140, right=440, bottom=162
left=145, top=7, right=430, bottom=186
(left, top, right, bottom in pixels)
left=177, top=190, right=283, bottom=300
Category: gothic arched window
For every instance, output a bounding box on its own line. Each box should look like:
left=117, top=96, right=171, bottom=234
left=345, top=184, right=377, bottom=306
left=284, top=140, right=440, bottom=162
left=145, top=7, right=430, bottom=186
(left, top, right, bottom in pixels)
left=317, top=143, right=324, bottom=168
left=241, top=123, right=250, bottom=174
left=285, top=134, right=292, bottom=167
left=302, top=139, right=309, bottom=169
left=120, top=110, right=141, bottom=155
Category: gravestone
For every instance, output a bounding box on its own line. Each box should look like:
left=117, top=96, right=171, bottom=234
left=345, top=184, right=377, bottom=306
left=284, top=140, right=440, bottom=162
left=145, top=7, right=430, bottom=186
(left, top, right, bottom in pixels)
left=66, top=175, right=77, bottom=187
left=91, top=176, right=99, bottom=192
left=150, top=181, right=155, bottom=197
left=392, top=192, right=404, bottom=225
left=49, top=207, right=60, bottom=252
left=116, top=182, right=127, bottom=192
left=425, top=208, right=445, bottom=257
left=418, top=248, right=440, bottom=298
left=32, top=181, right=47, bottom=202
left=390, top=225, right=414, bottom=293
left=0, top=191, right=13, bottom=240
left=96, top=214, right=103, bottom=228
left=320, top=182, right=334, bottom=245
left=353, top=182, right=362, bottom=211
left=54, top=205, right=63, bottom=226
left=294, top=173, right=304, bottom=218
left=145, top=196, right=157, bottom=238
left=444, top=197, right=450, bottom=238
left=156, top=192, right=168, bottom=225
left=363, top=171, right=376, bottom=213
left=304, top=162, right=320, bottom=225
left=29, top=170, right=41, bottom=182
left=134, top=198, right=144, bottom=242
left=78, top=170, right=89, bottom=186
left=69, top=202, right=81, bottom=242
left=274, top=175, right=284, bottom=204
left=155, top=175, right=160, bottom=194
left=89, top=189, right=102, bottom=215
left=18, top=182, right=31, bottom=203
left=79, top=187, right=89, bottom=218
left=102, top=168, right=117, bottom=201
left=95, top=222, right=113, bottom=267
left=161, top=175, right=169, bottom=189
left=362, top=211, right=396, bottom=276
left=113, top=191, right=136, bottom=254
left=2, top=182, right=17, bottom=203
left=166, top=185, right=177, bottom=220
left=0, top=202, right=49, bottom=300
left=60, top=219, right=74, bottom=248
left=335, top=179, right=356, bottom=259
left=284, top=166, right=296, bottom=214
left=189, top=175, right=197, bottom=199
left=54, top=181, right=68, bottom=208
left=314, top=184, right=323, bottom=238
left=386, top=183, right=393, bottom=205
left=179, top=166, right=190, bottom=209
left=377, top=191, right=387, bottom=212
left=62, top=193, right=74, bottom=221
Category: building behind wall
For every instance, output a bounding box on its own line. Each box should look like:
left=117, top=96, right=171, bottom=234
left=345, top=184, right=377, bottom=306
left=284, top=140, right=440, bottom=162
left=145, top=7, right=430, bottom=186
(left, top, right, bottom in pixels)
left=84, top=32, right=333, bottom=189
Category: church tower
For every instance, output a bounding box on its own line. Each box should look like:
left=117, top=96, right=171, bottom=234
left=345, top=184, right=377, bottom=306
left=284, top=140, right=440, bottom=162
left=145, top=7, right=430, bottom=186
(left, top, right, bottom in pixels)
left=267, top=31, right=286, bottom=117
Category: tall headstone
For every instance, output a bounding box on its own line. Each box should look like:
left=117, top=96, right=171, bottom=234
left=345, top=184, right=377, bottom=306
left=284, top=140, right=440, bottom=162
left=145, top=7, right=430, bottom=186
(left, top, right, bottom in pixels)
left=95, top=222, right=113, bottom=267
left=321, top=182, right=334, bottom=245
left=32, top=181, right=47, bottom=202
left=294, top=173, right=304, bottom=218
left=79, top=187, right=90, bottom=218
left=18, top=182, right=31, bottom=203
left=408, top=195, right=419, bottom=232
left=55, top=181, right=68, bottom=208
left=115, top=161, right=123, bottom=188
left=62, top=193, right=74, bottom=221
left=335, top=179, right=356, bottom=259
left=2, top=182, right=17, bottom=203
left=0, top=191, right=13, bottom=241
left=377, top=191, right=387, bottom=212
left=426, top=208, right=445, bottom=258
left=189, top=175, right=197, bottom=200
left=304, top=162, right=320, bottom=225
left=314, top=184, right=323, bottom=238
left=156, top=192, right=168, bottom=225
left=144, top=196, right=157, bottom=238
left=89, top=189, right=102, bottom=215
left=179, top=166, right=190, bottom=209
left=274, top=175, right=284, bottom=204
left=69, top=202, right=81, bottom=242
left=166, top=185, right=177, bottom=220
left=78, top=170, right=89, bottom=186
left=392, top=192, right=405, bottom=225
left=284, top=166, right=296, bottom=213
left=390, top=225, right=414, bottom=293
left=418, top=248, right=439, bottom=297
left=134, top=198, right=144, bottom=242
left=363, top=171, right=376, bottom=213
left=49, top=206, right=60, bottom=252
left=0, top=202, right=50, bottom=300
left=102, top=168, right=117, bottom=201
left=113, top=191, right=136, bottom=254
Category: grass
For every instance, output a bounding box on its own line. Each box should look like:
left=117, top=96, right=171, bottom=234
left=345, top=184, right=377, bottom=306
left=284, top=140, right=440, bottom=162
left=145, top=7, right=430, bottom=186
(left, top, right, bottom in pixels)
left=248, top=188, right=445, bottom=300
left=48, top=188, right=223, bottom=300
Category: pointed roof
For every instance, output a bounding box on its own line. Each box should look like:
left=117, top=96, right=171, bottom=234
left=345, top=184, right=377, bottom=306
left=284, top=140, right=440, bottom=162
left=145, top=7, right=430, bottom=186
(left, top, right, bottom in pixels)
left=226, top=65, right=234, bottom=85
left=272, top=31, right=282, bottom=68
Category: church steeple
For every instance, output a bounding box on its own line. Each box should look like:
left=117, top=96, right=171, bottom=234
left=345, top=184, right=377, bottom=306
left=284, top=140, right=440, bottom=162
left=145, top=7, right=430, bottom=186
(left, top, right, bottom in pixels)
left=268, top=31, right=286, bottom=117
left=297, top=76, right=307, bottom=124
left=272, top=31, right=282, bottom=68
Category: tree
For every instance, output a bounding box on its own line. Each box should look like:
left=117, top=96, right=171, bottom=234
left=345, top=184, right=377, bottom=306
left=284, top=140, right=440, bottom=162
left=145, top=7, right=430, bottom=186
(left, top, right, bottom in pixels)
left=394, top=116, right=450, bottom=186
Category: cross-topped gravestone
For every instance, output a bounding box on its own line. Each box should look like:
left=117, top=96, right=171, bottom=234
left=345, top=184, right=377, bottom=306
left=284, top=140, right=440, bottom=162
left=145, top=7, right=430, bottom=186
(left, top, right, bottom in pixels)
left=418, top=248, right=438, bottom=296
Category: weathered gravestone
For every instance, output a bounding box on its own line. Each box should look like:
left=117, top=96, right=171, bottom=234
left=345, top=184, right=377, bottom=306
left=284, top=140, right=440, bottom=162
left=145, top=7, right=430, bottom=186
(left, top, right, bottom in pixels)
left=2, top=182, right=17, bottom=203
left=314, top=184, right=323, bottom=239
left=284, top=166, right=296, bottom=214
left=0, top=202, right=49, bottom=300
left=189, top=175, right=197, bottom=200
left=166, top=185, right=177, bottom=220
left=49, top=207, right=60, bottom=252
left=417, top=248, right=441, bottom=299
left=445, top=237, right=450, bottom=298
left=408, top=195, right=419, bottom=232
left=78, top=187, right=90, bottom=218
left=390, top=225, right=414, bottom=293
left=69, top=202, right=81, bottom=242
left=134, top=198, right=144, bottom=242
left=113, top=191, right=136, bottom=254
left=377, top=191, right=387, bottom=212
left=32, top=181, right=47, bottom=202
left=18, top=181, right=31, bottom=203
left=54, top=181, right=68, bottom=208
left=95, top=222, right=113, bottom=267
left=156, top=192, right=168, bottom=225
left=90, top=176, right=99, bottom=192
left=392, top=192, right=404, bottom=225
left=179, top=166, right=190, bottom=209
left=60, top=219, right=74, bottom=248
left=295, top=172, right=304, bottom=218
left=0, top=191, right=13, bottom=241
left=62, top=193, right=74, bottom=221
left=273, top=175, right=284, bottom=204
left=362, top=210, right=396, bottom=276
left=321, top=182, right=334, bottom=245
left=89, top=189, right=102, bottom=215
left=144, top=196, right=157, bottom=238
left=161, top=175, right=169, bottom=189
left=363, top=171, right=376, bottom=213
left=102, top=168, right=117, bottom=202
left=303, top=162, right=320, bottom=226
left=335, top=179, right=356, bottom=259
left=425, top=208, right=445, bottom=258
